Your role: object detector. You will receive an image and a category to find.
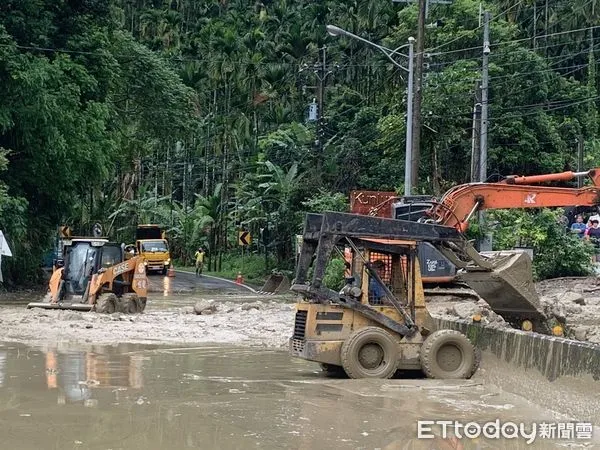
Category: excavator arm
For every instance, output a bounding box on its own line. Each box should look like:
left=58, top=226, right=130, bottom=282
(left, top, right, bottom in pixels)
left=429, top=169, right=600, bottom=231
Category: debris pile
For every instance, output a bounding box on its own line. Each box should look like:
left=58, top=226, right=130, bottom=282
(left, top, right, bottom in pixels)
left=427, top=277, right=600, bottom=344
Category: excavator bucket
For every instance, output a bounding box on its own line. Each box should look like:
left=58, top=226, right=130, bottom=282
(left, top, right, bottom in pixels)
left=457, top=250, right=548, bottom=329
left=259, top=273, right=291, bottom=294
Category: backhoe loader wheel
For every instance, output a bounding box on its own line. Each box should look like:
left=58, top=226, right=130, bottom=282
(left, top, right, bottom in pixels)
left=120, top=293, right=140, bottom=314
left=95, top=293, right=117, bottom=314
left=420, top=329, right=477, bottom=379
left=340, top=327, right=399, bottom=379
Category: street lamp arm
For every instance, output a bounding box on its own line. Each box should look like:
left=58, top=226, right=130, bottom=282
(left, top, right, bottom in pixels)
left=327, top=24, right=409, bottom=72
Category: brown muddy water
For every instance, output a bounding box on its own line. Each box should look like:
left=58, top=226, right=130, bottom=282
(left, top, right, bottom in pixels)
left=0, top=342, right=594, bottom=450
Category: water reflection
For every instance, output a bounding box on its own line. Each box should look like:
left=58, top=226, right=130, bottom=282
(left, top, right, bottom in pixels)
left=163, top=275, right=171, bottom=296
left=0, top=349, right=6, bottom=387
left=0, top=343, right=592, bottom=450
left=43, top=347, right=144, bottom=405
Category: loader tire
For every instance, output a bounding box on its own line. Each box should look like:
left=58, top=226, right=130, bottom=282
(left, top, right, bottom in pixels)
left=120, top=293, right=140, bottom=314
left=340, top=327, right=398, bottom=379
left=420, top=329, right=477, bottom=379
left=95, top=293, right=117, bottom=314
left=138, top=297, right=147, bottom=313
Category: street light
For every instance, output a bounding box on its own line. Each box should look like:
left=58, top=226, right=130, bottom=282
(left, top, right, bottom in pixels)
left=327, top=25, right=415, bottom=196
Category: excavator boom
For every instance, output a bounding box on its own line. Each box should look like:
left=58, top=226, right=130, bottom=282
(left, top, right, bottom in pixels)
left=431, top=168, right=600, bottom=231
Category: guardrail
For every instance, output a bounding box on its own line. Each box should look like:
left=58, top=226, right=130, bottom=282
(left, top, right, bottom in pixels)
left=433, top=317, right=600, bottom=422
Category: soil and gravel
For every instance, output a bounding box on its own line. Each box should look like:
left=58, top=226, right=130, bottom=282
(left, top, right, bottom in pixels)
left=0, top=297, right=296, bottom=348
left=426, top=277, right=600, bottom=344
left=3, top=275, right=600, bottom=348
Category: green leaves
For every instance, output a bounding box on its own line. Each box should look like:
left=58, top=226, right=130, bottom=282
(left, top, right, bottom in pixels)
left=488, top=209, right=594, bottom=279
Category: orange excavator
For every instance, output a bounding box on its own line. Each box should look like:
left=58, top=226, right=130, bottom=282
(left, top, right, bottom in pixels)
left=349, top=168, right=600, bottom=331
left=353, top=169, right=600, bottom=279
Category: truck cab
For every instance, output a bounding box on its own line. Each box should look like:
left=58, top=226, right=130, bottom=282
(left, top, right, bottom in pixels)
left=136, top=225, right=171, bottom=275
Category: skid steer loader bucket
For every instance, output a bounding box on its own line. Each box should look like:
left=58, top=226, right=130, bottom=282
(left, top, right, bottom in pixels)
left=457, top=250, right=548, bottom=329
left=259, top=273, right=291, bottom=294
left=27, top=302, right=93, bottom=311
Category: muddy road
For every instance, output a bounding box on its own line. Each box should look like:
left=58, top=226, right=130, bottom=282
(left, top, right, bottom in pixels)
left=0, top=272, right=295, bottom=348
left=0, top=342, right=586, bottom=450
left=0, top=273, right=599, bottom=448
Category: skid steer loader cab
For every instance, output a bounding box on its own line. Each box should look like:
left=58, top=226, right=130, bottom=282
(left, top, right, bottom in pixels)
left=290, top=212, right=479, bottom=380
left=28, top=238, right=148, bottom=314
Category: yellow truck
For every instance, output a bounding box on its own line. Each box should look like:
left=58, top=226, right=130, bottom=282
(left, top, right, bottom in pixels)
left=136, top=225, right=171, bottom=275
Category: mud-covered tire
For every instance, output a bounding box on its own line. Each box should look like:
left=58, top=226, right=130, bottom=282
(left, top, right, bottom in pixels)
left=138, top=297, right=147, bottom=313
left=162, top=267, right=168, bottom=276
left=340, top=327, right=399, bottom=379
left=120, top=293, right=140, bottom=314
left=95, top=293, right=117, bottom=314
left=319, top=363, right=346, bottom=377
left=420, top=329, right=477, bottom=379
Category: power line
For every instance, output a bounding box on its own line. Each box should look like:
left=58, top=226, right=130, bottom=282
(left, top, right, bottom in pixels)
left=425, top=0, right=526, bottom=53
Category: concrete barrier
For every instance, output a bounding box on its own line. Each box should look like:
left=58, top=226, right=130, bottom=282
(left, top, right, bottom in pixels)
left=434, top=317, right=600, bottom=422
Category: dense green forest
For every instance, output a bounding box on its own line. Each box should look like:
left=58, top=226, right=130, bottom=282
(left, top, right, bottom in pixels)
left=0, top=0, right=598, bottom=286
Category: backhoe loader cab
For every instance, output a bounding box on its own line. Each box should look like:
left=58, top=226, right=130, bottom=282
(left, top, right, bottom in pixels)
left=290, top=212, right=479, bottom=379
left=27, top=238, right=148, bottom=314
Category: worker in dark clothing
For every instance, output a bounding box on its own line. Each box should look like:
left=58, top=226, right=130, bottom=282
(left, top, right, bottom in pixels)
left=368, top=260, right=387, bottom=305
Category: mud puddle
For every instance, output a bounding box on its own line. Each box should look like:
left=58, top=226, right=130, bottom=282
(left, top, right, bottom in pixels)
left=0, top=342, right=592, bottom=450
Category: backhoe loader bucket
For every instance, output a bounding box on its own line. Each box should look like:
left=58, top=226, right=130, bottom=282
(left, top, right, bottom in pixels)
left=458, top=250, right=549, bottom=330
left=259, top=273, right=291, bottom=294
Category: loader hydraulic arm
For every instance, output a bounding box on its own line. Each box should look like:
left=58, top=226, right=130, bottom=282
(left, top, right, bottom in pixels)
left=429, top=169, right=600, bottom=232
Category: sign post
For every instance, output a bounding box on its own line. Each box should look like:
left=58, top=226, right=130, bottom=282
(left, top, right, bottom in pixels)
left=238, top=231, right=251, bottom=280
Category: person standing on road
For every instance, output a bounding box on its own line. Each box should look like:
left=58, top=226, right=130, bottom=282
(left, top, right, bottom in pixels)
left=194, top=247, right=205, bottom=276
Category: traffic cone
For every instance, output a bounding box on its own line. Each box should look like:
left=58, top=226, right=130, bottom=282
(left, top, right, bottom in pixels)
left=236, top=271, right=244, bottom=284
left=168, top=266, right=176, bottom=277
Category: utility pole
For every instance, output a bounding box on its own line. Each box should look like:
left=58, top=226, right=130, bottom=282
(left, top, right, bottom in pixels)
left=470, top=85, right=482, bottom=182
left=577, top=136, right=585, bottom=188
left=314, top=47, right=332, bottom=157
left=479, top=10, right=490, bottom=183
left=477, top=10, right=492, bottom=252
left=405, top=37, right=415, bottom=196
left=410, top=0, right=427, bottom=192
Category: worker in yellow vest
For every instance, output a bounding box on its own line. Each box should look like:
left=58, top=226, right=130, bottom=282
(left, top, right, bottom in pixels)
left=194, top=247, right=205, bottom=276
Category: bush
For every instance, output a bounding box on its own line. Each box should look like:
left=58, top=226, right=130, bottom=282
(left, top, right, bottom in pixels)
left=205, top=252, right=277, bottom=286
left=488, top=209, right=594, bottom=280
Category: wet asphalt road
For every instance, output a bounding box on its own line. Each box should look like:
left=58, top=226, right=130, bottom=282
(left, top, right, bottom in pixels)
left=147, top=270, right=254, bottom=297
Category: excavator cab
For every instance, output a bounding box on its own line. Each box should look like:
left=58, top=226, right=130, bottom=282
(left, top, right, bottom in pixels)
left=290, top=212, right=480, bottom=379
left=28, top=238, right=148, bottom=314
